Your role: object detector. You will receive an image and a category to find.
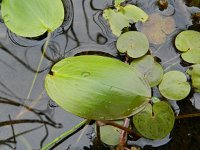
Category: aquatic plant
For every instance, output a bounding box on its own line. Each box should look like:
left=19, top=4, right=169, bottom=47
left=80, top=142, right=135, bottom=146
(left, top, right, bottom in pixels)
left=103, top=0, right=148, bottom=36
left=1, top=0, right=200, bottom=149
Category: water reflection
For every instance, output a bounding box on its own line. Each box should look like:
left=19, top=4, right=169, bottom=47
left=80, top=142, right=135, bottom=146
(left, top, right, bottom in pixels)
left=0, top=97, right=62, bottom=149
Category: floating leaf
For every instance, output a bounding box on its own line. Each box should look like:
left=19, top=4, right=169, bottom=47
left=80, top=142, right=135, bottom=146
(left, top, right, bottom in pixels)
left=133, top=101, right=175, bottom=140
left=140, top=13, right=175, bottom=45
left=121, top=5, right=148, bottom=23
left=1, top=0, right=64, bottom=37
left=103, top=4, right=148, bottom=36
left=181, top=49, right=200, bottom=64
left=131, top=55, right=163, bottom=87
left=103, top=9, right=130, bottom=37
left=98, top=120, right=124, bottom=145
left=187, top=64, right=200, bottom=92
left=159, top=71, right=191, bottom=100
left=116, top=31, right=149, bottom=58
left=45, top=56, right=151, bottom=120
left=115, top=0, right=125, bottom=7
left=175, top=30, right=200, bottom=63
left=175, top=30, right=200, bottom=52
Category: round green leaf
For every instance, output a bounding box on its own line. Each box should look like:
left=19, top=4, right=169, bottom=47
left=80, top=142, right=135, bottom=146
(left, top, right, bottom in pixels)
left=175, top=30, right=200, bottom=52
left=133, top=101, right=175, bottom=140
left=97, top=120, right=124, bottom=145
left=1, top=0, right=64, bottom=37
left=116, top=31, right=149, bottom=58
left=45, top=56, right=151, bottom=120
left=181, top=49, right=200, bottom=64
left=159, top=71, right=191, bottom=100
left=131, top=55, right=163, bottom=87
left=187, top=64, right=200, bottom=92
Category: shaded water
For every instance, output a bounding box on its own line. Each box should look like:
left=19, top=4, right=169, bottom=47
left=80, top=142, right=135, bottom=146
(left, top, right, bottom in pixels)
left=0, top=0, right=199, bottom=149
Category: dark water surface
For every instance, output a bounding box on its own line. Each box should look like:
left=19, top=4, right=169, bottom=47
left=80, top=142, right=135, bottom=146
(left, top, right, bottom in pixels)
left=0, top=0, right=199, bottom=150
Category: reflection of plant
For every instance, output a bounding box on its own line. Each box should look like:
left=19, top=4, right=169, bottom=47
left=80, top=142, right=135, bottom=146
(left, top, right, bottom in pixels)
left=0, top=98, right=62, bottom=149
left=1, top=0, right=65, bottom=100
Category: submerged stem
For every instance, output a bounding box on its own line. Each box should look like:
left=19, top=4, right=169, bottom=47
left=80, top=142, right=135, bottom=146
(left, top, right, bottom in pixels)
left=41, top=119, right=89, bottom=150
left=26, top=32, right=52, bottom=100
left=176, top=113, right=200, bottom=119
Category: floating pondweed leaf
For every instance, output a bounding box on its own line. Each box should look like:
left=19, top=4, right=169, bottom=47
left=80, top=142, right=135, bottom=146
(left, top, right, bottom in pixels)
left=45, top=56, right=151, bottom=120
left=133, top=101, right=175, bottom=140
left=1, top=0, right=64, bottom=37
left=115, top=0, right=125, bottom=7
left=159, top=71, right=191, bottom=100
left=97, top=120, right=123, bottom=145
left=175, top=30, right=200, bottom=63
left=131, top=55, right=164, bottom=87
left=175, top=30, right=200, bottom=52
left=117, top=31, right=149, bottom=58
left=187, top=64, right=200, bottom=92
left=140, top=13, right=175, bottom=45
left=103, top=4, right=148, bottom=36
left=103, top=9, right=130, bottom=37
left=120, top=5, right=148, bottom=23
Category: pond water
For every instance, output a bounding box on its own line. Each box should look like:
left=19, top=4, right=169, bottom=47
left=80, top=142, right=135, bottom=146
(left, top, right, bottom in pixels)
left=0, top=0, right=200, bottom=150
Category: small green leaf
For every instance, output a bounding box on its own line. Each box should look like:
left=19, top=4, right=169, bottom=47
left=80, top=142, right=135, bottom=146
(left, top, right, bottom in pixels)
left=120, top=4, right=148, bottom=23
left=175, top=30, right=200, bottom=52
left=97, top=120, right=124, bottom=145
left=187, top=64, right=200, bottom=92
left=103, top=4, right=148, bottom=36
left=131, top=55, right=163, bottom=87
left=175, top=30, right=200, bottom=63
left=181, top=49, right=200, bottom=64
left=45, top=56, right=151, bottom=120
left=1, top=0, right=64, bottom=37
left=159, top=71, right=191, bottom=100
left=103, top=9, right=130, bottom=37
left=152, top=97, right=161, bottom=103
left=117, top=31, right=149, bottom=58
left=133, top=101, right=175, bottom=140
left=115, top=0, right=125, bottom=7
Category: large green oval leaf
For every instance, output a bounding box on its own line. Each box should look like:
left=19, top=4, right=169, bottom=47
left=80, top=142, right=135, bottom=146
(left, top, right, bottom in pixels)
left=159, top=71, right=191, bottom=100
left=1, top=0, right=64, bottom=37
left=133, top=101, right=175, bottom=140
left=130, top=55, right=164, bottom=87
left=187, top=64, right=200, bottom=92
left=116, top=31, right=149, bottom=58
left=45, top=56, right=151, bottom=120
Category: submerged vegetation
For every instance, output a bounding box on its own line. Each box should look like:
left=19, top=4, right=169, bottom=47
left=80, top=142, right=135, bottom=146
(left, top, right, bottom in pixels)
left=0, top=0, right=200, bottom=149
